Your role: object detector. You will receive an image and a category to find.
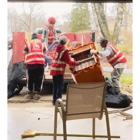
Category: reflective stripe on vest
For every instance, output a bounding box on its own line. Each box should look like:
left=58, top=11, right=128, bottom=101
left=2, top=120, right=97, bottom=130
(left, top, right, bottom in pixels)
left=52, top=60, right=66, bottom=64
left=107, top=50, right=121, bottom=62
left=51, top=67, right=65, bottom=71
left=53, top=49, right=66, bottom=64
left=51, top=49, right=66, bottom=72
left=26, top=58, right=45, bottom=63
left=111, top=55, right=126, bottom=66
left=26, top=52, right=44, bottom=57
left=59, top=50, right=65, bottom=59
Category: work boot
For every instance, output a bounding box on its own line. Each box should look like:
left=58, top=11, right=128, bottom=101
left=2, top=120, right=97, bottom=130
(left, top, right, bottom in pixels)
left=24, top=91, right=33, bottom=100
left=33, top=91, right=41, bottom=100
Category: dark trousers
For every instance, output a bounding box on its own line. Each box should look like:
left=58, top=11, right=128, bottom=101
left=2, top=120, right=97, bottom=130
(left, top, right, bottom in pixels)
left=27, top=68, right=44, bottom=92
left=52, top=75, right=64, bottom=103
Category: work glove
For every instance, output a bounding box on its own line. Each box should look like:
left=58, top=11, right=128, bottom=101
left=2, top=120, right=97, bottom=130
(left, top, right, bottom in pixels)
left=90, top=49, right=99, bottom=55
left=78, top=61, right=82, bottom=65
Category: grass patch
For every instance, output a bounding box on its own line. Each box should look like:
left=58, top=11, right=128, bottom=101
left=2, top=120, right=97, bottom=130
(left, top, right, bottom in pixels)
left=104, top=72, right=133, bottom=84
left=104, top=72, right=133, bottom=93
left=120, top=74, right=133, bottom=84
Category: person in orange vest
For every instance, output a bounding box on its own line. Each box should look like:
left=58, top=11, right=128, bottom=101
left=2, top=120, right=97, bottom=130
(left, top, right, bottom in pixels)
left=50, top=36, right=80, bottom=105
left=23, top=33, right=47, bottom=100
left=41, top=16, right=58, bottom=48
left=90, top=38, right=127, bottom=93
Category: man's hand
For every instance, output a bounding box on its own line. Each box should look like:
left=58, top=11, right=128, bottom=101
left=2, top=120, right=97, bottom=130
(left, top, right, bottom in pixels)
left=90, top=49, right=99, bottom=55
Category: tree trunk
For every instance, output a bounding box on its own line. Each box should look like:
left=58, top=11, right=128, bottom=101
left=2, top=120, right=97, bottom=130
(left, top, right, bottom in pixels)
left=93, top=3, right=110, bottom=39
left=91, top=3, right=125, bottom=46
left=91, top=3, right=103, bottom=40
left=112, top=3, right=124, bottom=45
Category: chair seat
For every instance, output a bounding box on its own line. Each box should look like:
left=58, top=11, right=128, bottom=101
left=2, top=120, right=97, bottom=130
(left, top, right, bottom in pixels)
left=54, top=82, right=115, bottom=140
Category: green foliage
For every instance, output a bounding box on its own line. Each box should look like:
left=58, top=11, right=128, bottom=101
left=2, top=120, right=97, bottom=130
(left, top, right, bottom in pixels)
left=69, top=3, right=92, bottom=32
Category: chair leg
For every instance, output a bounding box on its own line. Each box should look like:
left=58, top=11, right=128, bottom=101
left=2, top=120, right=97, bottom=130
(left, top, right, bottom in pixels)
left=54, top=106, right=58, bottom=140
left=62, top=116, right=67, bottom=140
left=104, top=103, right=111, bottom=140
left=92, top=118, right=95, bottom=138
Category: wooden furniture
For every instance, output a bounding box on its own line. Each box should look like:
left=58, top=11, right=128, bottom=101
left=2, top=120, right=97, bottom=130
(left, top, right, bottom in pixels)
left=69, top=43, right=105, bottom=83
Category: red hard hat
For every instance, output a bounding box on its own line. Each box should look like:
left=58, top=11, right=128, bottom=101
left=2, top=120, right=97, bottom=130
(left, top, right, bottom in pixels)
left=48, top=17, right=56, bottom=23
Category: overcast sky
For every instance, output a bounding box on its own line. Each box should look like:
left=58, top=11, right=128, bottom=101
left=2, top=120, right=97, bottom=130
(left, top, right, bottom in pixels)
left=8, top=2, right=74, bottom=17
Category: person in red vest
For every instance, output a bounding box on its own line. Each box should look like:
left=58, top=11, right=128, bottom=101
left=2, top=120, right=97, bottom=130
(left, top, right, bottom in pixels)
left=23, top=33, right=47, bottom=100
left=90, top=38, right=127, bottom=93
left=41, top=16, right=58, bottom=71
left=41, top=16, right=58, bottom=48
left=50, top=36, right=80, bottom=105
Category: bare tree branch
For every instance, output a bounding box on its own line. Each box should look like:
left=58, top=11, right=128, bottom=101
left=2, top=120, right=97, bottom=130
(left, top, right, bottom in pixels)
left=8, top=3, right=46, bottom=33
left=120, top=3, right=133, bottom=24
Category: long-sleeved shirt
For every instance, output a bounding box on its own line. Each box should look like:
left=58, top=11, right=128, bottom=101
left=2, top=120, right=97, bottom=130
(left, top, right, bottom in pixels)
left=98, top=46, right=127, bottom=68
left=50, top=44, right=79, bottom=76
left=43, top=27, right=58, bottom=48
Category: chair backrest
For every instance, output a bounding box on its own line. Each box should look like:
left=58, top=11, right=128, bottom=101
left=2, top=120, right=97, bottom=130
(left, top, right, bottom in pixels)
left=65, top=82, right=107, bottom=120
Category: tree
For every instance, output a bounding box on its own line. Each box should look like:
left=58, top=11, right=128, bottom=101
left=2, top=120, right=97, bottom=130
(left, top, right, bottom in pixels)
left=69, top=3, right=92, bottom=32
left=8, top=3, right=46, bottom=34
left=91, top=3, right=127, bottom=46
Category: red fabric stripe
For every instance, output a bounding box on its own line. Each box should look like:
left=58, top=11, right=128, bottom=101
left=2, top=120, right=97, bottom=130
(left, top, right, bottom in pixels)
left=27, top=61, right=45, bottom=65
left=50, top=70, right=64, bottom=76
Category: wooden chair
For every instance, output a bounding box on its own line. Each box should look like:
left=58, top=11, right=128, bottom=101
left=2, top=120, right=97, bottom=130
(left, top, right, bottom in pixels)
left=54, top=82, right=119, bottom=140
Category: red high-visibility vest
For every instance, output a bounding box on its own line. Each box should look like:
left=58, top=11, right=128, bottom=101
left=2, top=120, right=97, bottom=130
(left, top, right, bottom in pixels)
left=41, top=25, right=55, bottom=44
left=106, top=43, right=127, bottom=67
left=50, top=49, right=67, bottom=76
left=25, top=39, right=45, bottom=65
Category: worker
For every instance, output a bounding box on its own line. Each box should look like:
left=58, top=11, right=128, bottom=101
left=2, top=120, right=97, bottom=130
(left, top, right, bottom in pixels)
left=90, top=38, right=127, bottom=93
left=41, top=16, right=58, bottom=49
left=41, top=16, right=58, bottom=70
left=50, top=36, right=80, bottom=105
left=23, top=33, right=47, bottom=100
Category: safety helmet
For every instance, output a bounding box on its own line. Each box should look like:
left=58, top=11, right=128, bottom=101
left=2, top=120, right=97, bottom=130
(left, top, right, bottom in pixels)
left=48, top=17, right=56, bottom=24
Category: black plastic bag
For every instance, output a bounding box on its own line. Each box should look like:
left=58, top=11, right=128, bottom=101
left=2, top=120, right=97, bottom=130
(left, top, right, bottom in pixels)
left=8, top=61, right=26, bottom=99
left=105, top=77, right=132, bottom=108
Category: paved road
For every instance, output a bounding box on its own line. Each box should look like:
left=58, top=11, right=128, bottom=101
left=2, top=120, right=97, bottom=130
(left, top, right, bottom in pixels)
left=102, top=67, right=132, bottom=74
left=7, top=49, right=132, bottom=74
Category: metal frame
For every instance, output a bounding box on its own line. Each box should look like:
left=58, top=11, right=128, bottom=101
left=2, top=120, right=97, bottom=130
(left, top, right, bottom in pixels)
left=54, top=82, right=120, bottom=140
